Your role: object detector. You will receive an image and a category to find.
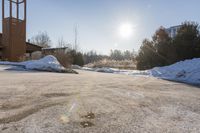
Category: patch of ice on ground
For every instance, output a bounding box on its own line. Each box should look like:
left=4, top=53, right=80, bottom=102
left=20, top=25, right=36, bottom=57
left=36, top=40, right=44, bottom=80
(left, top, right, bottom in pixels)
left=80, top=66, right=148, bottom=76
left=81, top=67, right=123, bottom=73
left=0, top=61, right=20, bottom=66
left=95, top=67, right=117, bottom=73
left=82, top=67, right=95, bottom=71
left=71, top=65, right=82, bottom=69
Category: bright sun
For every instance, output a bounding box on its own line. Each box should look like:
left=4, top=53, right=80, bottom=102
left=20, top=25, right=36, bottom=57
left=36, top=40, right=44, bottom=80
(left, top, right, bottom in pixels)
left=119, top=23, right=135, bottom=39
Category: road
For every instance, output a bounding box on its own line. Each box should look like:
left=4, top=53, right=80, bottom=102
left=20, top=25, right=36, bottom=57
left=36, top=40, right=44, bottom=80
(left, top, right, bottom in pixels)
left=0, top=65, right=200, bottom=133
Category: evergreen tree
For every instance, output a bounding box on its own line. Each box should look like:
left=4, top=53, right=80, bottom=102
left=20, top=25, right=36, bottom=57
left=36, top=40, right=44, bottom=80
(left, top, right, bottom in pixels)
left=136, top=39, right=157, bottom=70
left=174, top=21, right=200, bottom=61
left=153, top=27, right=175, bottom=65
left=136, top=21, right=200, bottom=70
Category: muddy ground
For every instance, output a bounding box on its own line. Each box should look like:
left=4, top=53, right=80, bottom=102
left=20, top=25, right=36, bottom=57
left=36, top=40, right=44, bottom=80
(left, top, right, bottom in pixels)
left=0, top=65, right=200, bottom=133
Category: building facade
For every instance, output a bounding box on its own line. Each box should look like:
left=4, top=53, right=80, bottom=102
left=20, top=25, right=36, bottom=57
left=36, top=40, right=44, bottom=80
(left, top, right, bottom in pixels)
left=42, top=47, right=69, bottom=56
left=0, top=33, right=42, bottom=60
left=1, top=0, right=42, bottom=61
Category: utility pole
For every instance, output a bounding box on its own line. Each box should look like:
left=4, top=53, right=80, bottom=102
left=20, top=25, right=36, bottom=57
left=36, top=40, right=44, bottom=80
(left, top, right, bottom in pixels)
left=74, top=24, right=78, bottom=51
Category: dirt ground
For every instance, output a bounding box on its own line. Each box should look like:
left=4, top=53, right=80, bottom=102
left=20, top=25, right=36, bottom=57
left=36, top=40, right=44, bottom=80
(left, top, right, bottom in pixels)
left=0, top=65, right=200, bottom=133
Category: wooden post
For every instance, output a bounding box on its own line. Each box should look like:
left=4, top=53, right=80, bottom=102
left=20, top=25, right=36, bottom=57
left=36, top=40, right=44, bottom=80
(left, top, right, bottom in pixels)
left=17, top=0, right=19, bottom=19
left=2, top=0, right=4, bottom=33
left=24, top=0, right=27, bottom=21
left=9, top=0, right=12, bottom=18
left=2, top=0, right=4, bottom=19
left=2, top=0, right=27, bottom=61
left=9, top=0, right=12, bottom=53
left=24, top=0, right=27, bottom=39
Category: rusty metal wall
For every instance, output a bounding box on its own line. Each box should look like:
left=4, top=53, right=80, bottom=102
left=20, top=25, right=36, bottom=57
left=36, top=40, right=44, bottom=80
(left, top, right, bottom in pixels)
left=2, top=0, right=27, bottom=61
left=2, top=18, right=26, bottom=61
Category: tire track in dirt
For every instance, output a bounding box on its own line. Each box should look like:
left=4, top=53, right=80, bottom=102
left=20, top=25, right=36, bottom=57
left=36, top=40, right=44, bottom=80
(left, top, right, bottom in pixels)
left=0, top=93, right=79, bottom=124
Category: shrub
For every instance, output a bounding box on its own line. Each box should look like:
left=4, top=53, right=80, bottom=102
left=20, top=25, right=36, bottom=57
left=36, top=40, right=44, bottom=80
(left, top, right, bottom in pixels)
left=136, top=21, right=200, bottom=70
left=85, top=59, right=136, bottom=69
left=54, top=50, right=72, bottom=68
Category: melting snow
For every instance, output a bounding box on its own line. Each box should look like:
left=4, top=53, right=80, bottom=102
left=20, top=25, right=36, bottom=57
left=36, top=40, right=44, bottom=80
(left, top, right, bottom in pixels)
left=79, top=58, right=200, bottom=85
left=148, top=58, right=200, bottom=85
left=21, top=55, right=66, bottom=72
left=1, top=56, right=200, bottom=84
left=0, top=55, right=66, bottom=72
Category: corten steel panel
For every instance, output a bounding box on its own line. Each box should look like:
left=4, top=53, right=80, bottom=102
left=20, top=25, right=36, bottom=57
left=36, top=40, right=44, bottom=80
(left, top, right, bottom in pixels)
left=0, top=34, right=2, bottom=47
left=2, top=0, right=27, bottom=61
left=2, top=18, right=26, bottom=61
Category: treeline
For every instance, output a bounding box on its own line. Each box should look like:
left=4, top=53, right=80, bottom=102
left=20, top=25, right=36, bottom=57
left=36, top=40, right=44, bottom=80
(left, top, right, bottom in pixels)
left=30, top=32, right=85, bottom=67
left=83, top=49, right=136, bottom=65
left=136, top=21, right=200, bottom=70
left=110, top=50, right=136, bottom=61
left=30, top=32, right=135, bottom=67
left=31, top=21, right=200, bottom=70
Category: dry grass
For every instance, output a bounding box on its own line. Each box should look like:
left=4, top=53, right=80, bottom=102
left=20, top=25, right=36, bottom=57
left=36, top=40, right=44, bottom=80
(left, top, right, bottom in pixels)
left=85, top=59, right=136, bottom=69
left=54, top=51, right=72, bottom=68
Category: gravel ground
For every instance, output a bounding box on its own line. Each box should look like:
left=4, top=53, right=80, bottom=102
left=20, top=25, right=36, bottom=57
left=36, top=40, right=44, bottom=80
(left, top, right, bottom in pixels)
left=0, top=65, right=200, bottom=133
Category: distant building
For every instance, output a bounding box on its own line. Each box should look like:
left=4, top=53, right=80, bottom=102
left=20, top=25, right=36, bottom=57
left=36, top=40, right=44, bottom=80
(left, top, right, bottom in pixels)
left=165, top=25, right=181, bottom=38
left=42, top=47, right=69, bottom=56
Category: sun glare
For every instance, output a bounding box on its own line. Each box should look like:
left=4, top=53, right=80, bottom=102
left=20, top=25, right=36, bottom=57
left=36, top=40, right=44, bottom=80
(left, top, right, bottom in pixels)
left=119, top=23, right=135, bottom=39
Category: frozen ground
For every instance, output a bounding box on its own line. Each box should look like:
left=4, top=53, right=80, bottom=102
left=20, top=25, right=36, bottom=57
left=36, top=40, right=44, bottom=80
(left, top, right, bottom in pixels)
left=80, top=58, right=200, bottom=85
left=0, top=66, right=200, bottom=133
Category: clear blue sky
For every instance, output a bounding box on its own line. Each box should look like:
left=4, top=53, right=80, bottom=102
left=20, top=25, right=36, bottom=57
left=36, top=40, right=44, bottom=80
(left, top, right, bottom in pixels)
left=0, top=0, right=200, bottom=54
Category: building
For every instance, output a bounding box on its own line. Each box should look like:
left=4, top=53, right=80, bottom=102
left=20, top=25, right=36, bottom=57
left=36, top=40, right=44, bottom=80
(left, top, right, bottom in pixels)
left=1, top=1, right=68, bottom=61
left=42, top=47, right=69, bottom=56
left=1, top=0, right=42, bottom=61
left=0, top=33, right=42, bottom=60
left=165, top=25, right=181, bottom=38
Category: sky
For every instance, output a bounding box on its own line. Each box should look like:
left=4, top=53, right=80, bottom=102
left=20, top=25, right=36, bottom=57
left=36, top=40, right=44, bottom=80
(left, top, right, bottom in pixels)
left=0, top=0, right=200, bottom=55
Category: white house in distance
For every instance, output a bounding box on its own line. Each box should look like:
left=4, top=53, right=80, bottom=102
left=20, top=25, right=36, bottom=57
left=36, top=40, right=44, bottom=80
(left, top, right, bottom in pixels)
left=165, top=25, right=181, bottom=38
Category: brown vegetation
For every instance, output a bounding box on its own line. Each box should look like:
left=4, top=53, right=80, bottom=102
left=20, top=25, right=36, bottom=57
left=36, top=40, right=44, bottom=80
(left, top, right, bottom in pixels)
left=85, top=59, right=136, bottom=69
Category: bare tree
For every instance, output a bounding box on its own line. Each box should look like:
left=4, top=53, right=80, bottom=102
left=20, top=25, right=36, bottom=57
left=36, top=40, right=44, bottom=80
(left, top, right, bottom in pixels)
left=55, top=37, right=72, bottom=68
left=57, top=37, right=71, bottom=49
left=72, top=24, right=79, bottom=51
left=31, top=32, right=51, bottom=48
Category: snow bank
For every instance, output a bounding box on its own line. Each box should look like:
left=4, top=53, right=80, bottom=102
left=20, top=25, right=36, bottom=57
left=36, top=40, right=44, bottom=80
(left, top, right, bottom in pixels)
left=148, top=58, right=200, bottom=85
left=21, top=55, right=66, bottom=72
left=0, top=61, right=21, bottom=66
left=1, top=56, right=199, bottom=84
left=0, top=55, right=67, bottom=73
left=80, top=58, right=200, bottom=85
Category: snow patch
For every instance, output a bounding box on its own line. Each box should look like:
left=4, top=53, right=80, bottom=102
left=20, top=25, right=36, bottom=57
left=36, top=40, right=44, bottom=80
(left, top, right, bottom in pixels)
left=1, top=56, right=200, bottom=84
left=80, top=58, right=200, bottom=85
left=0, top=55, right=66, bottom=72
left=148, top=58, right=200, bottom=85
left=21, top=55, right=66, bottom=72
left=71, top=65, right=82, bottom=69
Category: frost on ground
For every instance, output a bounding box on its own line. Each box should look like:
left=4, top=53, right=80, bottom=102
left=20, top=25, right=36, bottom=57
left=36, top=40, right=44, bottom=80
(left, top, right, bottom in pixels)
left=0, top=55, right=77, bottom=73
left=79, top=58, right=200, bottom=85
left=1, top=69, right=200, bottom=133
